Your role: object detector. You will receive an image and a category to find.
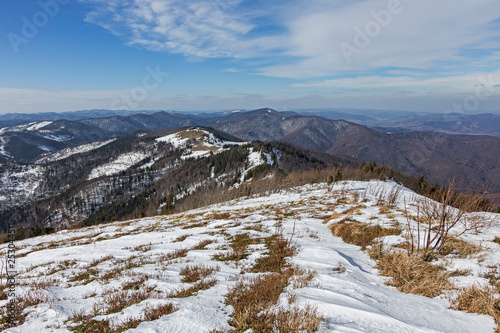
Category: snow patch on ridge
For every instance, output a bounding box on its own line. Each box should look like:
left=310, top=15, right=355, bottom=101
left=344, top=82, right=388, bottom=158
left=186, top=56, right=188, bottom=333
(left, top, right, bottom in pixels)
left=87, top=151, right=147, bottom=180
left=36, top=138, right=117, bottom=164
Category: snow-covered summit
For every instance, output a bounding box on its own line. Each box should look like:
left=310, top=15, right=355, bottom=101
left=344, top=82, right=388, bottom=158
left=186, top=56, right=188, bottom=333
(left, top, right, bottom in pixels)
left=0, top=181, right=498, bottom=332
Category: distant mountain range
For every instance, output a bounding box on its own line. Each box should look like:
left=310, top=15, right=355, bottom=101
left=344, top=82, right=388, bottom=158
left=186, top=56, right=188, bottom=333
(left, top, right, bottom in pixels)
left=0, top=126, right=350, bottom=230
left=1, top=108, right=499, bottom=191
left=298, top=109, right=500, bottom=137
left=1, top=108, right=500, bottom=230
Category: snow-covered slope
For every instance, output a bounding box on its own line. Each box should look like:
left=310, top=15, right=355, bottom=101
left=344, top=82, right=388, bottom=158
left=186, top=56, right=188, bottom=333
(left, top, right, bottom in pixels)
left=87, top=151, right=149, bottom=181
left=1, top=181, right=498, bottom=332
left=36, top=138, right=116, bottom=164
left=0, top=121, right=53, bottom=135
left=0, top=164, right=44, bottom=203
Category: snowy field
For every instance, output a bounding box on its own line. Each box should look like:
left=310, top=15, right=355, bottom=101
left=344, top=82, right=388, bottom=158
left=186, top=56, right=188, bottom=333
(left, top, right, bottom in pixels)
left=1, top=180, right=499, bottom=332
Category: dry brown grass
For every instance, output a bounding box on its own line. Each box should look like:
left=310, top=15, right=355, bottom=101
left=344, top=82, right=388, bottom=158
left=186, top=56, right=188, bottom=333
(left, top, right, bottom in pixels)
left=250, top=235, right=295, bottom=273
left=122, top=274, right=148, bottom=290
left=223, top=227, right=319, bottom=331
left=133, top=243, right=153, bottom=252
left=329, top=221, right=401, bottom=250
left=288, top=268, right=317, bottom=289
left=192, top=239, right=216, bottom=250
left=171, top=277, right=218, bottom=298
left=225, top=270, right=321, bottom=332
left=208, top=212, right=232, bottom=220
left=336, top=197, right=357, bottom=205
left=225, top=272, right=290, bottom=330
left=242, top=223, right=266, bottom=232
left=104, top=289, right=154, bottom=314
left=452, top=285, right=500, bottom=332
left=323, top=212, right=342, bottom=224
left=372, top=249, right=452, bottom=298
left=67, top=316, right=113, bottom=333
left=252, top=304, right=323, bottom=333
left=182, top=221, right=210, bottom=229
left=69, top=270, right=95, bottom=285
left=213, top=233, right=259, bottom=262
left=482, top=265, right=500, bottom=292
left=180, top=265, right=218, bottom=283
left=68, top=303, right=178, bottom=332
left=96, top=255, right=146, bottom=282
left=173, top=234, right=190, bottom=242
left=341, top=205, right=366, bottom=216
left=142, top=303, right=178, bottom=321
left=0, top=287, right=50, bottom=330
left=162, top=248, right=189, bottom=261
left=88, top=255, right=114, bottom=267
left=332, top=262, right=346, bottom=274
left=378, top=205, right=392, bottom=215
left=212, top=250, right=248, bottom=262
left=177, top=129, right=206, bottom=140
left=439, top=237, right=483, bottom=258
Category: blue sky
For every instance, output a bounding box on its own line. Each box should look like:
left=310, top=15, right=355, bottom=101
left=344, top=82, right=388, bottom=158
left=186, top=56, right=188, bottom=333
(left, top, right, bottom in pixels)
left=1, top=0, right=500, bottom=114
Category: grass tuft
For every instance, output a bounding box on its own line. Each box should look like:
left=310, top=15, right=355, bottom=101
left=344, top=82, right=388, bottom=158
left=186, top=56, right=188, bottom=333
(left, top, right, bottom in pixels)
left=250, top=235, right=295, bottom=273
left=372, top=249, right=452, bottom=298
left=329, top=221, right=401, bottom=250
left=439, top=237, right=482, bottom=258
left=252, top=304, right=323, bottom=333
left=172, top=278, right=218, bottom=298
left=180, top=265, right=218, bottom=283
left=452, top=285, right=500, bottom=333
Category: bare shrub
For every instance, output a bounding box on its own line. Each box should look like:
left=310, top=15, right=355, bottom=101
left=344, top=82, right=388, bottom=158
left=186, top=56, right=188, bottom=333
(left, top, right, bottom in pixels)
left=405, top=181, right=495, bottom=261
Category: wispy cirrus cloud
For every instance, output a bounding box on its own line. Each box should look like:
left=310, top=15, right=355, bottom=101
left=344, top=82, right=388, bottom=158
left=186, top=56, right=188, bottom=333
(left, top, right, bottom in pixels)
left=260, top=0, right=500, bottom=78
left=78, top=0, right=500, bottom=93
left=81, top=0, right=286, bottom=59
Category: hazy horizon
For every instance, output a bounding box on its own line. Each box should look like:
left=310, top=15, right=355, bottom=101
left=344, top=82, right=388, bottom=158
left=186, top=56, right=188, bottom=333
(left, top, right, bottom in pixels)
left=1, top=0, right=500, bottom=114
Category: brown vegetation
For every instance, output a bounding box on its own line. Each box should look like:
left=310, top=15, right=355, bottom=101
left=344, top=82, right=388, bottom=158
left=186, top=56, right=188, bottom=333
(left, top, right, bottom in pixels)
left=372, top=249, right=452, bottom=298
left=452, top=285, right=500, bottom=333
left=329, top=220, right=401, bottom=250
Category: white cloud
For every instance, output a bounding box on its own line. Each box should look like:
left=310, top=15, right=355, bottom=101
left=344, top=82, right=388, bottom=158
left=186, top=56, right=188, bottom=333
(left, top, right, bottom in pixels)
left=291, top=71, right=500, bottom=92
left=260, top=0, right=500, bottom=78
left=81, top=0, right=285, bottom=59
left=79, top=0, right=500, bottom=80
left=6, top=0, right=499, bottom=113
